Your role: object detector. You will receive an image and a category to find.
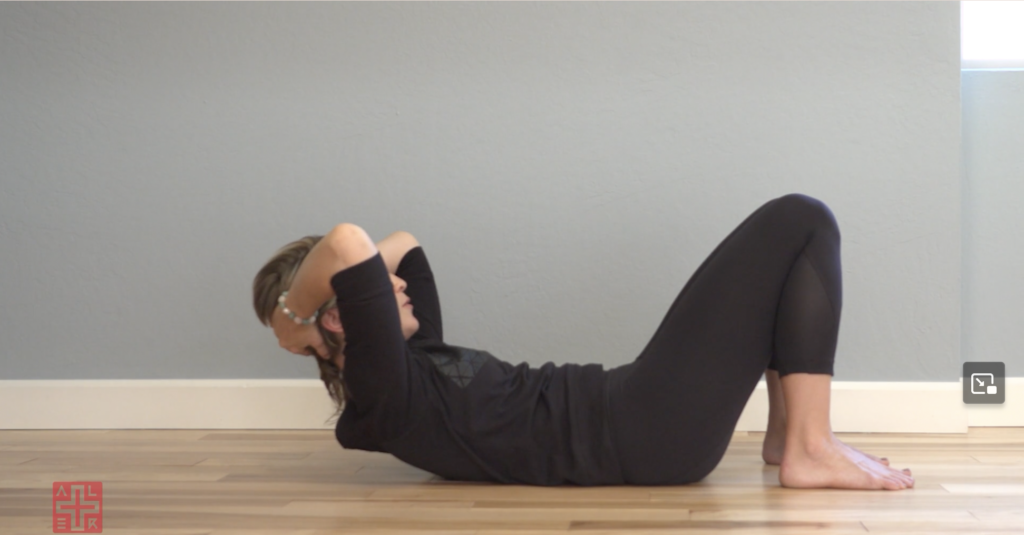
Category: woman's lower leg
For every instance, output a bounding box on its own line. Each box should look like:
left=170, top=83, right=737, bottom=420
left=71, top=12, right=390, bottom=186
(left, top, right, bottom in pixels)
left=763, top=368, right=892, bottom=467
left=777, top=373, right=914, bottom=490
left=761, top=369, right=787, bottom=465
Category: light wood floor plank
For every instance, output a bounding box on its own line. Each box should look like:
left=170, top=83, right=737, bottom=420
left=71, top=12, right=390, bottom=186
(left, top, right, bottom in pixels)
left=3, top=428, right=1024, bottom=533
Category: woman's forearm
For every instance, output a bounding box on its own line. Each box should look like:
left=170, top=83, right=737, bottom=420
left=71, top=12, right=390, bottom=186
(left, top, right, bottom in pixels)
left=283, top=224, right=378, bottom=318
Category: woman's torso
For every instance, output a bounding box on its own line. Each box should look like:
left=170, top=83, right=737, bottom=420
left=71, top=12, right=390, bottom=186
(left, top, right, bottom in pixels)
left=336, top=340, right=626, bottom=486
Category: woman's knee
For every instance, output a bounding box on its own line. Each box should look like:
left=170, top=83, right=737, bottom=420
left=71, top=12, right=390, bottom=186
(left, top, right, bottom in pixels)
left=772, top=193, right=840, bottom=237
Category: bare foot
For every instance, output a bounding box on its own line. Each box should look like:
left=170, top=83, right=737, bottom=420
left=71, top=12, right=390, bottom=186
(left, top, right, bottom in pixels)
left=779, top=433, right=914, bottom=490
left=764, top=429, right=891, bottom=467
left=840, top=440, right=892, bottom=467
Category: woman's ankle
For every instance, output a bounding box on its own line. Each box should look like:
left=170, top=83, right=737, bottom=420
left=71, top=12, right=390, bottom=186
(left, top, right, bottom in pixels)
left=783, top=428, right=835, bottom=459
left=766, top=413, right=787, bottom=434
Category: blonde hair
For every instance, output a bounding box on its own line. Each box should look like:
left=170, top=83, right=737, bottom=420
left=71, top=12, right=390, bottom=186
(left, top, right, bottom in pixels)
left=252, top=235, right=349, bottom=425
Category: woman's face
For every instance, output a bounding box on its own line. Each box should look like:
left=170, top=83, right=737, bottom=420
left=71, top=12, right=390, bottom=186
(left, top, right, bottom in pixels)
left=317, top=272, right=417, bottom=364
left=390, top=273, right=421, bottom=341
left=319, top=272, right=420, bottom=370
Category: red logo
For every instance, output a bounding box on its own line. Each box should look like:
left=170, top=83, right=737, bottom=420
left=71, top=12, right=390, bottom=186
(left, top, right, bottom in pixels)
left=53, top=481, right=102, bottom=533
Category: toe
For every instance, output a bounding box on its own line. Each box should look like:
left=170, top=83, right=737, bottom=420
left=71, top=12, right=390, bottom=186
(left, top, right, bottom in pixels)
left=894, top=470, right=914, bottom=487
left=873, top=466, right=910, bottom=490
left=881, top=476, right=904, bottom=490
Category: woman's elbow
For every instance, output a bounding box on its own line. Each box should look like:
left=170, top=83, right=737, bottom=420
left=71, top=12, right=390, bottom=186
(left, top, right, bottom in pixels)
left=391, top=230, right=420, bottom=250
left=326, top=224, right=377, bottom=264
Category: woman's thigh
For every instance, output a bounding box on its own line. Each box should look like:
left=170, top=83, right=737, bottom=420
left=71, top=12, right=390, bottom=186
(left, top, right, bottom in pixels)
left=606, top=193, right=842, bottom=485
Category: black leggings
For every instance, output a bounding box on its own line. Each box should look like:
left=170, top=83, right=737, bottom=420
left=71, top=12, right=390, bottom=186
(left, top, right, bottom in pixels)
left=606, top=193, right=842, bottom=485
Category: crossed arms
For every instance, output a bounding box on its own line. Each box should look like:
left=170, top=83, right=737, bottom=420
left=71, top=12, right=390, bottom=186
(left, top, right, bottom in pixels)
left=280, top=224, right=421, bottom=320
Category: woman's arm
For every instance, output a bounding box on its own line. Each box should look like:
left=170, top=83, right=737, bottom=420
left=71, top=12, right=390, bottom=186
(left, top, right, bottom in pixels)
left=280, top=223, right=378, bottom=320
left=376, top=231, right=421, bottom=275
left=378, top=231, right=445, bottom=343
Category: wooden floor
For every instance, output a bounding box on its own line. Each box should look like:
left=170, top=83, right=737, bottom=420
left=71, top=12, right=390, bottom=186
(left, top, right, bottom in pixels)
left=3, top=429, right=1024, bottom=534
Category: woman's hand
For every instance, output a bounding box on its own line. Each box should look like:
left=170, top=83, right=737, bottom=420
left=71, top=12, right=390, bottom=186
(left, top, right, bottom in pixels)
left=271, top=306, right=330, bottom=360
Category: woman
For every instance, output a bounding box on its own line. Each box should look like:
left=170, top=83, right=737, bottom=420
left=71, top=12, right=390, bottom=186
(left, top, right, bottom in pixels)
left=252, top=193, right=914, bottom=489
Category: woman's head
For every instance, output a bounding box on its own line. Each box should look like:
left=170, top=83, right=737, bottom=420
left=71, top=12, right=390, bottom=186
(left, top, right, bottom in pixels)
left=252, top=235, right=349, bottom=421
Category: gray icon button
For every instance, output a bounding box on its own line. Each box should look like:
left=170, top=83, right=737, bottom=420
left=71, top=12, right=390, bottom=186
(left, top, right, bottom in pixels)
left=963, top=362, right=1005, bottom=404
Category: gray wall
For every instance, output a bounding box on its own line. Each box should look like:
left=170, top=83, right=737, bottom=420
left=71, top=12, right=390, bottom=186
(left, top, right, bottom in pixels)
left=0, top=2, right=962, bottom=381
left=962, top=71, right=1024, bottom=378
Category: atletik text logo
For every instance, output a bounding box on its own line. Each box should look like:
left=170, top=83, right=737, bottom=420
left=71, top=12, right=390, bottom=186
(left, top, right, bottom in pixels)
left=963, top=362, right=1006, bottom=405
left=53, top=481, right=103, bottom=533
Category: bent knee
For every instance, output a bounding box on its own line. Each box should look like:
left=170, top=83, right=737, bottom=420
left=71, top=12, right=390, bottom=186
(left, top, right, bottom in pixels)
left=773, top=193, right=840, bottom=236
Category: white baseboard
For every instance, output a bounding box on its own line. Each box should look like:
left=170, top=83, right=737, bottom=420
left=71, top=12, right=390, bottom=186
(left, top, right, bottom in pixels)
left=1, top=379, right=1022, bottom=433
left=0, top=380, right=341, bottom=431
left=735, top=378, right=1024, bottom=433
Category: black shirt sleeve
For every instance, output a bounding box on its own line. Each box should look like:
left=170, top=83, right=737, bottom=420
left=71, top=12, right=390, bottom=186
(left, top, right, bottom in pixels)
left=395, top=246, right=444, bottom=344
left=329, top=252, right=411, bottom=435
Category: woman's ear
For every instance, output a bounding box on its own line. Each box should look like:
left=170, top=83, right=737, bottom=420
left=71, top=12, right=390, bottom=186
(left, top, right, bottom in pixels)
left=320, top=307, right=344, bottom=334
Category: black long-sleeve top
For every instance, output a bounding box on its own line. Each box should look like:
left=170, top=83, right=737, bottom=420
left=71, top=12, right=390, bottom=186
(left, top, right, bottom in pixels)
left=331, top=246, right=625, bottom=485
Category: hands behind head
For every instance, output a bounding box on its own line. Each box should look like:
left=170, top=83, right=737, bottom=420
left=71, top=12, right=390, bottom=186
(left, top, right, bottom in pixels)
left=272, top=306, right=331, bottom=361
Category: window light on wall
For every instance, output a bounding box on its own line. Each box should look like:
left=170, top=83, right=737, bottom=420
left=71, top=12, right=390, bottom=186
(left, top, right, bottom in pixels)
left=962, top=1, right=1024, bottom=69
